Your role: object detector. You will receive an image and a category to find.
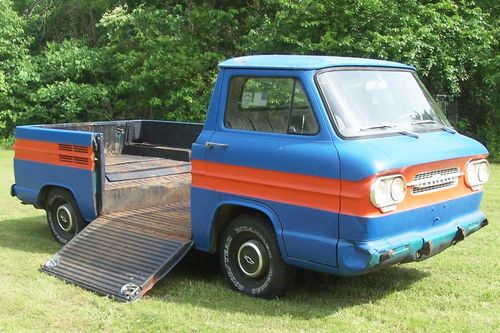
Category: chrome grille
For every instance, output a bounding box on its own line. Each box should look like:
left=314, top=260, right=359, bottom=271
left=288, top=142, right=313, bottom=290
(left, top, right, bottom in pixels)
left=408, top=167, right=461, bottom=195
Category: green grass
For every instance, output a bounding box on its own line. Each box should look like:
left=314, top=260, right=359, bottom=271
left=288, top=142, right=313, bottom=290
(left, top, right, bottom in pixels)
left=0, top=148, right=498, bottom=332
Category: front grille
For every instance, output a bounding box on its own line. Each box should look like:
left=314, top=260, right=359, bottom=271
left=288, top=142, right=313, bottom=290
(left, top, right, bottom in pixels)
left=409, top=167, right=461, bottom=195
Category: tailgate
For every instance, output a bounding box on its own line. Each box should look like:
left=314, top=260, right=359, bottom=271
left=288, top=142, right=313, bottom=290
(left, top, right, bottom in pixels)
left=41, top=202, right=192, bottom=301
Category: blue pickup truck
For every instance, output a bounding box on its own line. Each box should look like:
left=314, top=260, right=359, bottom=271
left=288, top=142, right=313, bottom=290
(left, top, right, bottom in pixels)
left=12, top=55, right=490, bottom=300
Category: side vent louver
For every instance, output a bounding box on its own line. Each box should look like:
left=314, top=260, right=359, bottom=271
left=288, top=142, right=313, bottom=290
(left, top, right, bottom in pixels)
left=58, top=144, right=91, bottom=167
left=58, top=144, right=89, bottom=153
left=58, top=155, right=73, bottom=163
left=58, top=155, right=91, bottom=166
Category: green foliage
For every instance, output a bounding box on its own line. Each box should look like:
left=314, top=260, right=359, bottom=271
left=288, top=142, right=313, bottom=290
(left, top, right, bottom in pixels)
left=0, top=135, right=14, bottom=148
left=0, top=0, right=34, bottom=136
left=457, top=21, right=500, bottom=160
left=25, top=39, right=111, bottom=124
left=0, top=0, right=497, bottom=156
left=16, top=0, right=115, bottom=48
left=240, top=0, right=492, bottom=95
left=97, top=4, right=224, bottom=121
left=31, top=80, right=110, bottom=123
left=40, top=40, right=103, bottom=82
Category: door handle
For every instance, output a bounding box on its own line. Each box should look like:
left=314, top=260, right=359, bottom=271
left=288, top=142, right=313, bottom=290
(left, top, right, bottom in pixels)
left=205, top=142, right=229, bottom=149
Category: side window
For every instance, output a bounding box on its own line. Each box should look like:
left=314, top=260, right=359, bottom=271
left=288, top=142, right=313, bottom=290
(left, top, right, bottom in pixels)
left=224, top=77, right=319, bottom=135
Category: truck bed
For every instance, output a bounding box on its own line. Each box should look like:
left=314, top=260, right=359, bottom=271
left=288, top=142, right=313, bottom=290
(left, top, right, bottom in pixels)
left=102, top=155, right=192, bottom=214
left=86, top=121, right=200, bottom=215
left=12, top=120, right=202, bottom=301
left=14, top=120, right=202, bottom=218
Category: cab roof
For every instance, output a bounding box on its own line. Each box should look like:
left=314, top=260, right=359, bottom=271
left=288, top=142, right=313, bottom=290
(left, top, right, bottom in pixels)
left=219, top=55, right=415, bottom=71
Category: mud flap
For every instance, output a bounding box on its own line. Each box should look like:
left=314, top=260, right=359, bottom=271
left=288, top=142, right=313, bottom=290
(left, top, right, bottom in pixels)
left=41, top=202, right=192, bottom=301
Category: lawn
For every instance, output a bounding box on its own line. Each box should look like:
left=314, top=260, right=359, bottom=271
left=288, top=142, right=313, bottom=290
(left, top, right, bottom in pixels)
left=0, top=147, right=498, bottom=332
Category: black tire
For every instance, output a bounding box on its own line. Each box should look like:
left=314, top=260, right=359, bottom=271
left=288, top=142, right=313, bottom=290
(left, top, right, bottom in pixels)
left=219, top=214, right=295, bottom=298
left=45, top=188, right=86, bottom=244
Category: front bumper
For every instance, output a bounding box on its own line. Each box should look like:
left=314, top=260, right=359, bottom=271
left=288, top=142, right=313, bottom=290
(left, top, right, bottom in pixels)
left=337, top=213, right=488, bottom=276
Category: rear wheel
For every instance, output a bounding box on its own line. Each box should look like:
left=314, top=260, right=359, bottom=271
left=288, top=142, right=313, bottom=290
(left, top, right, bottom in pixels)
left=45, top=188, right=86, bottom=244
left=219, top=215, right=295, bottom=298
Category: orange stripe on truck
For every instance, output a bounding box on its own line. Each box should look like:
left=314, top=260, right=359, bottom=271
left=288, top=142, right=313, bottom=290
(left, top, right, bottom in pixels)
left=192, top=156, right=482, bottom=218
left=192, top=160, right=341, bottom=213
left=13, top=138, right=95, bottom=171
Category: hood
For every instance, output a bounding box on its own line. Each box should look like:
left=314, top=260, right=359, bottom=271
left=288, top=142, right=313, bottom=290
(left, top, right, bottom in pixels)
left=335, top=131, right=488, bottom=181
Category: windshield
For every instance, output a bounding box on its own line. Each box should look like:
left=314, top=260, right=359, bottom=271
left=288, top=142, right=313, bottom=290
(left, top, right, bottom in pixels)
left=317, top=69, right=452, bottom=138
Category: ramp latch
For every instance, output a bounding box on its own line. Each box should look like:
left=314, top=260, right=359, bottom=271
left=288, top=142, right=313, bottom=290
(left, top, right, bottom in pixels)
left=120, top=283, right=141, bottom=300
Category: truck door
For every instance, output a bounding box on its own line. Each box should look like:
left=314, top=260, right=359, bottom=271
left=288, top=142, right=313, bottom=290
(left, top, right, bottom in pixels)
left=202, top=69, right=341, bottom=268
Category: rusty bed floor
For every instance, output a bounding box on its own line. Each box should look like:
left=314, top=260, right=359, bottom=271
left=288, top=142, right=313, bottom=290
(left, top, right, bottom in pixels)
left=41, top=201, right=192, bottom=301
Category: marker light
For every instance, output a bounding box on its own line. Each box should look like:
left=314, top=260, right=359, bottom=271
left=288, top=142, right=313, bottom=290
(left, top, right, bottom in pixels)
left=370, top=175, right=406, bottom=213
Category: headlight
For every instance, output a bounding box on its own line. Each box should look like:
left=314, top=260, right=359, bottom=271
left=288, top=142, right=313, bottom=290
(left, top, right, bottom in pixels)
left=478, top=162, right=490, bottom=183
left=390, top=177, right=406, bottom=202
left=370, top=175, right=406, bottom=213
left=466, top=159, right=489, bottom=190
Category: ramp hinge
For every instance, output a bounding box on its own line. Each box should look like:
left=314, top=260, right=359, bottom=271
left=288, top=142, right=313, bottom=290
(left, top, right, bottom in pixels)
left=120, top=283, right=142, bottom=300
left=44, top=254, right=61, bottom=268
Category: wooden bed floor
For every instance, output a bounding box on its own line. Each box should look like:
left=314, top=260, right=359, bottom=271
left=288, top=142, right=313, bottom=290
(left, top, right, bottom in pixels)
left=98, top=201, right=191, bottom=242
left=104, top=154, right=191, bottom=182
left=105, top=154, right=164, bottom=166
left=105, top=173, right=191, bottom=190
left=105, top=154, right=189, bottom=173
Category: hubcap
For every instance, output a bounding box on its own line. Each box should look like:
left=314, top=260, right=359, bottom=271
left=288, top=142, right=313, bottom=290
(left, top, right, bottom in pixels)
left=237, top=240, right=268, bottom=278
left=56, top=204, right=74, bottom=233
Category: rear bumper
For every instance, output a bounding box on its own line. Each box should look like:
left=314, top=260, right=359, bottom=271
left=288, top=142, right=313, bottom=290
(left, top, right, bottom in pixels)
left=337, top=212, right=488, bottom=276
left=10, top=184, right=16, bottom=197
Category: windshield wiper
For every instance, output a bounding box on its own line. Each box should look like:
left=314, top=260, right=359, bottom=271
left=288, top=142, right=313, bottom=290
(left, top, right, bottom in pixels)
left=359, top=124, right=419, bottom=138
left=411, top=119, right=436, bottom=125
left=359, top=124, right=396, bottom=131
left=398, top=129, right=419, bottom=138
left=440, top=126, right=456, bottom=134
left=411, top=119, right=456, bottom=134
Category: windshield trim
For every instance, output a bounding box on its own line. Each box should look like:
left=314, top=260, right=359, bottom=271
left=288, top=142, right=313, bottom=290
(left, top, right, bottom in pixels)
left=313, top=66, right=444, bottom=140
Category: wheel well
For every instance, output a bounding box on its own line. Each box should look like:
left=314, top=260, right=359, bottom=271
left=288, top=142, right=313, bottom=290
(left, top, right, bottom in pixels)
left=38, top=185, right=72, bottom=208
left=210, top=204, right=274, bottom=253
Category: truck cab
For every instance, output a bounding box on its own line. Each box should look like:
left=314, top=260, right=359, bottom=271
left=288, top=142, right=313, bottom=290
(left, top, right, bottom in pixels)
left=190, top=55, right=489, bottom=296
left=12, top=55, right=489, bottom=300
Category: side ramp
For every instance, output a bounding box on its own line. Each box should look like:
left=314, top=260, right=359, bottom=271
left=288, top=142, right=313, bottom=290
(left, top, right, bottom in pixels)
left=41, top=202, right=192, bottom=301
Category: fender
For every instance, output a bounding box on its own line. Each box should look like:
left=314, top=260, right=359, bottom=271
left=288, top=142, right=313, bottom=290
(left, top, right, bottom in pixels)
left=208, top=195, right=288, bottom=257
left=36, top=182, right=96, bottom=223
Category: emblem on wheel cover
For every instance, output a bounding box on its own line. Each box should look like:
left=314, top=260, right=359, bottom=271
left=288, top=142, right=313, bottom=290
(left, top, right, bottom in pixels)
left=244, top=255, right=255, bottom=265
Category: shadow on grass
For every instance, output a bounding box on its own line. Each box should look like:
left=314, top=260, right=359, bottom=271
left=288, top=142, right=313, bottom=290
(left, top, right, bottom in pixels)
left=151, top=249, right=430, bottom=319
left=0, top=215, right=59, bottom=254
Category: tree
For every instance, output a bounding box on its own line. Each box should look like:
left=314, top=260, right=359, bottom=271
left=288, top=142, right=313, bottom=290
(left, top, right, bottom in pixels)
left=0, top=0, right=34, bottom=137
left=1, top=0, right=498, bottom=157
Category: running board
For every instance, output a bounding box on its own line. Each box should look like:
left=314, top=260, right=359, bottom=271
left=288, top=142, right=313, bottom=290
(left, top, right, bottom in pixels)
left=41, top=202, right=192, bottom=301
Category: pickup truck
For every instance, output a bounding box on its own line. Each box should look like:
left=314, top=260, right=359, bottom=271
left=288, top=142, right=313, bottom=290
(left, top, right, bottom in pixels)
left=11, top=55, right=490, bottom=300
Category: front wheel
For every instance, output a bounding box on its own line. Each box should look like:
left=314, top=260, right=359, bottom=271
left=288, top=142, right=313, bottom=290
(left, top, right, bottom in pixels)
left=45, top=188, right=86, bottom=244
left=219, top=215, right=295, bottom=298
